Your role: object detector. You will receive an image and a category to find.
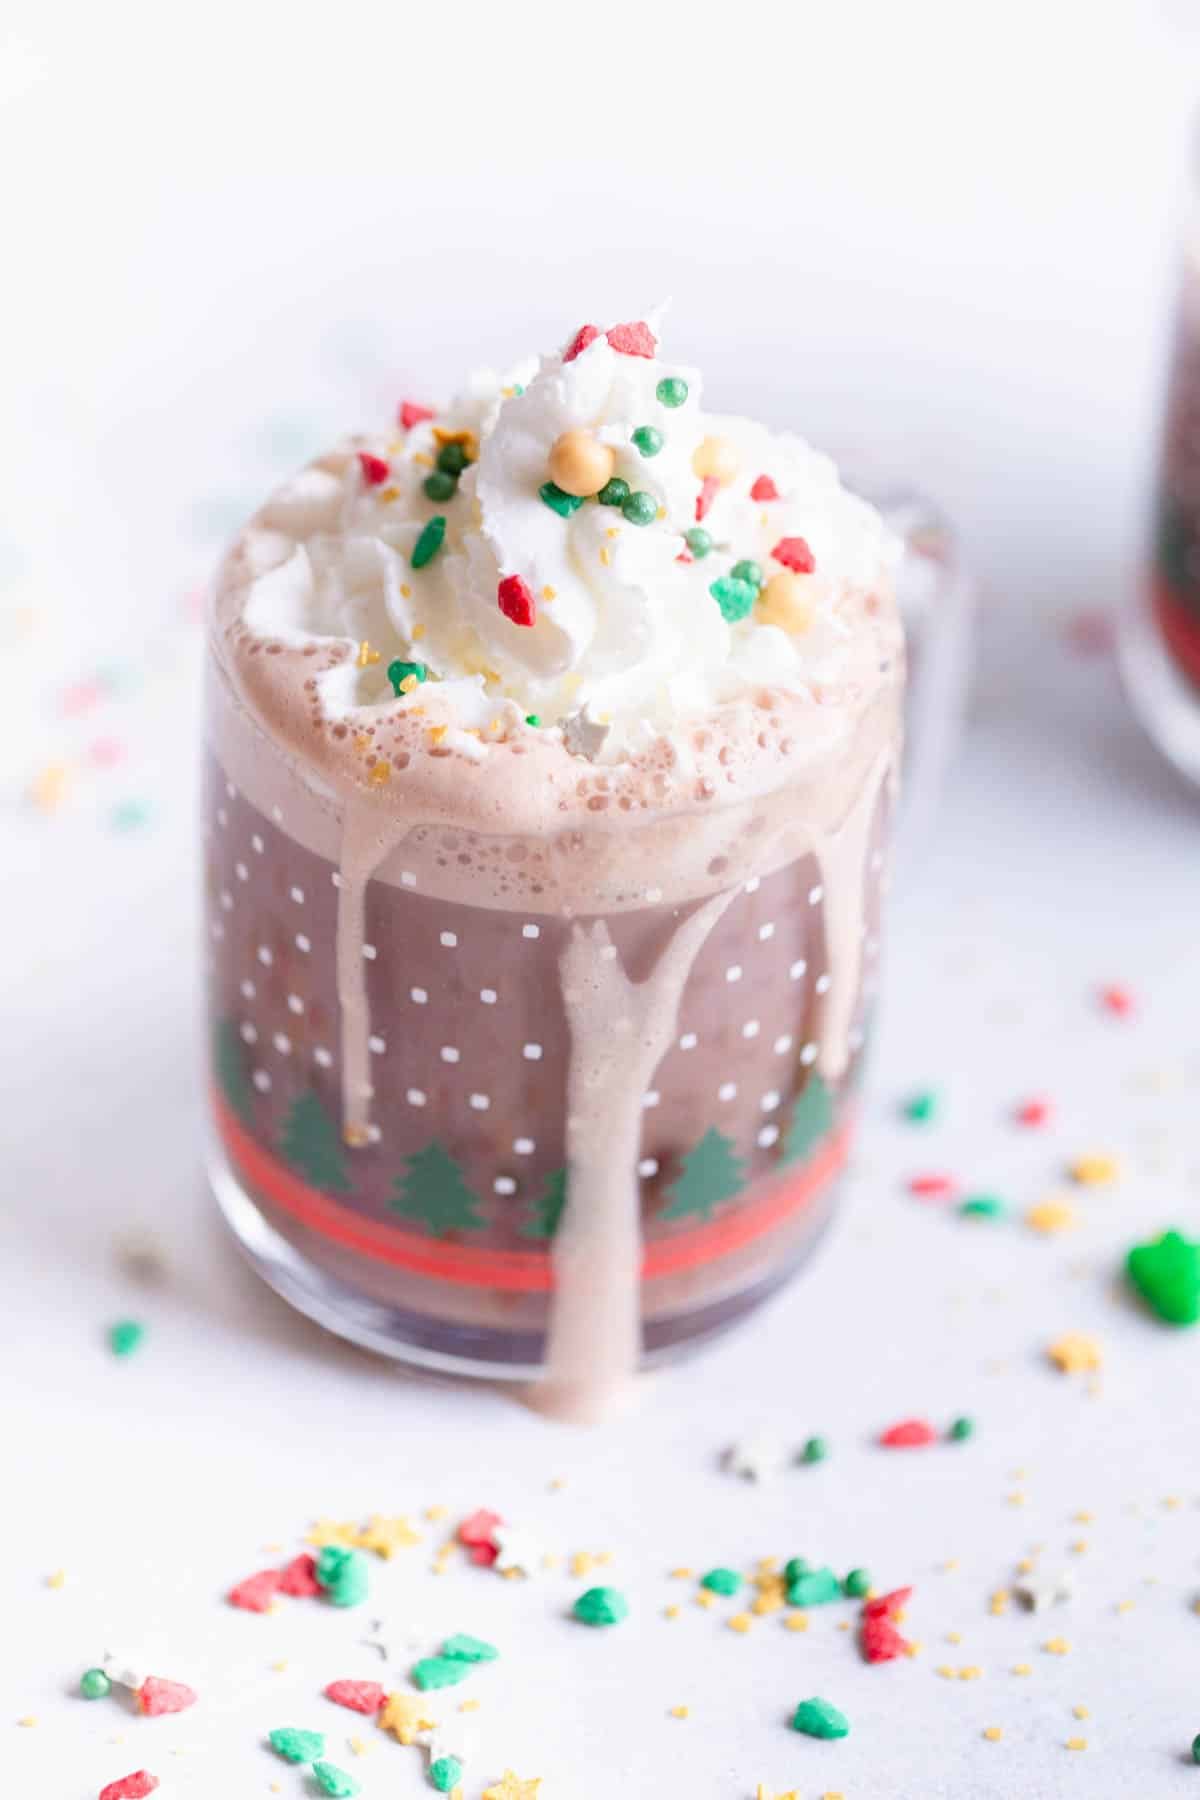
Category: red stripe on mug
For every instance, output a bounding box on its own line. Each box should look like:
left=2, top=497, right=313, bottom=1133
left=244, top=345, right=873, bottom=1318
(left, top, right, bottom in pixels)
left=212, top=1090, right=850, bottom=1292
left=1153, top=575, right=1200, bottom=689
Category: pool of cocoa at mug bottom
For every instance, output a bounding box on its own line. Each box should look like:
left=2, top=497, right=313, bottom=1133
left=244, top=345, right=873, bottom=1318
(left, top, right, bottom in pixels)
left=216, top=1147, right=841, bottom=1371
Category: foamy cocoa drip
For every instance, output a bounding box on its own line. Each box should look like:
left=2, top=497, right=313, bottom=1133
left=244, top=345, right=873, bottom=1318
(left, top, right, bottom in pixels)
left=211, top=525, right=902, bottom=912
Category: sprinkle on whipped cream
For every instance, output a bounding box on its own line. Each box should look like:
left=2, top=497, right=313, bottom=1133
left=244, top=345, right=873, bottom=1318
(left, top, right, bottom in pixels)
left=240, top=312, right=900, bottom=762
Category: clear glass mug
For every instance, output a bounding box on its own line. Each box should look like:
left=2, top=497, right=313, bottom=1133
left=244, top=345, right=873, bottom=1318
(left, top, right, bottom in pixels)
left=203, top=649, right=896, bottom=1389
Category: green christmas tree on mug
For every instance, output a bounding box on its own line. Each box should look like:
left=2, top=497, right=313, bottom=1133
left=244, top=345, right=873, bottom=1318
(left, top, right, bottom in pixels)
left=280, top=1091, right=351, bottom=1193
left=391, top=1141, right=485, bottom=1237
left=520, top=1167, right=567, bottom=1240
left=660, top=1127, right=745, bottom=1223
left=780, top=1072, right=834, bottom=1165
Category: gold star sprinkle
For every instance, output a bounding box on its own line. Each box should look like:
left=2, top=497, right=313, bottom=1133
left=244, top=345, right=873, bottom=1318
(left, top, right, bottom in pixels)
left=1048, top=1332, right=1103, bottom=1374
left=356, top=1515, right=421, bottom=1558
left=379, top=1690, right=437, bottom=1745
left=307, top=1519, right=360, bottom=1549
left=482, top=1772, right=541, bottom=1800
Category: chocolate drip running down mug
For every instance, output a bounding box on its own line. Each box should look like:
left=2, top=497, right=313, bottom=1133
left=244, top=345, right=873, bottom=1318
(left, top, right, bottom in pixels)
left=203, top=313, right=904, bottom=1421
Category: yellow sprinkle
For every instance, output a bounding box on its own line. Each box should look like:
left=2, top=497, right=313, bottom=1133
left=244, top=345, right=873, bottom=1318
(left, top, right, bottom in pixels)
left=656, top=505, right=667, bottom=520
left=695, top=1590, right=716, bottom=1610
left=959, top=1665, right=983, bottom=1681
left=428, top=725, right=448, bottom=745
left=752, top=1591, right=784, bottom=1615
left=271, top=1660, right=288, bottom=1673
left=599, top=546, right=612, bottom=566
left=670, top=1566, right=694, bottom=1580
left=412, top=452, right=433, bottom=467
left=941, top=1559, right=959, bottom=1572
left=1012, top=1663, right=1032, bottom=1676
left=30, top=763, right=69, bottom=812
left=836, top=1620, right=851, bottom=1633
left=820, top=1792, right=845, bottom=1800
left=379, top=485, right=400, bottom=503
left=904, top=1641, right=922, bottom=1658
left=1026, top=1198, right=1078, bottom=1235
left=17, top=1716, right=36, bottom=1728
left=990, top=1590, right=1010, bottom=1614
left=1071, top=1540, right=1088, bottom=1554
left=401, top=583, right=413, bottom=599
left=348, top=1736, right=368, bottom=1757
left=1066, top=1737, right=1088, bottom=1751
left=1073, top=1510, right=1094, bottom=1523
left=946, top=1631, right=962, bottom=1645
left=728, top=1613, right=754, bottom=1634
left=669, top=1705, right=689, bottom=1719
left=983, top=1727, right=1003, bottom=1742
left=570, top=1552, right=595, bottom=1578
left=935, top=1665, right=956, bottom=1679
left=1116, top=1599, right=1136, bottom=1613
left=368, top=761, right=390, bottom=785
left=46, top=1570, right=65, bottom=1589
left=398, top=673, right=420, bottom=694
left=410, top=622, right=425, bottom=642
left=1073, top=1704, right=1089, bottom=1719
left=783, top=1611, right=808, bottom=1632
left=433, top=426, right=478, bottom=459
left=1044, top=1637, right=1071, bottom=1655
left=1069, top=1154, right=1119, bottom=1186
left=1164, top=1495, right=1182, bottom=1510
left=1048, top=1332, right=1103, bottom=1374
left=1008, top=1492, right=1028, bottom=1507
left=1016, top=1557, right=1036, bottom=1575
left=664, top=1604, right=680, bottom=1620
left=459, top=1699, right=480, bottom=1712
left=541, top=585, right=557, bottom=601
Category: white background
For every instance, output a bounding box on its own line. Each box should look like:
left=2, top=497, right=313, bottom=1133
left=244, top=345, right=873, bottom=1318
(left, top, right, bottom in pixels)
left=5, top=4, right=1200, bottom=1798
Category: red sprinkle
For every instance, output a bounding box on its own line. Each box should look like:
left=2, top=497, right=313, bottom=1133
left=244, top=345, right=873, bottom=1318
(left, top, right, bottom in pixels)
left=398, top=401, right=435, bottom=430
left=497, top=575, right=536, bottom=628
left=1015, top=1096, right=1051, bottom=1128
left=771, top=536, right=816, bottom=573
left=675, top=551, right=693, bottom=564
left=862, top=1613, right=909, bottom=1663
left=864, top=1586, right=913, bottom=1619
left=277, top=1552, right=320, bottom=1597
left=880, top=1419, right=938, bottom=1449
left=563, top=324, right=601, bottom=363
left=606, top=320, right=657, bottom=358
left=357, top=452, right=390, bottom=487
left=1099, top=983, right=1134, bottom=1017
left=749, top=475, right=780, bottom=502
left=458, top=1507, right=503, bottom=1566
left=907, top=1173, right=956, bottom=1200
left=325, top=1679, right=386, bottom=1715
left=228, top=1568, right=282, bottom=1613
left=137, top=1677, right=196, bottom=1718
left=695, top=476, right=720, bottom=522
left=61, top=679, right=103, bottom=718
left=99, top=1774, right=159, bottom=1800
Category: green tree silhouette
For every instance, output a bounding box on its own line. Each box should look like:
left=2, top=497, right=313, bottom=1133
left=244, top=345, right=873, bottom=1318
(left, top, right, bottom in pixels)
left=214, top=1017, right=252, bottom=1125
left=520, top=1167, right=567, bottom=1240
left=660, top=1128, right=745, bottom=1223
left=280, top=1091, right=351, bottom=1192
left=391, top=1141, right=485, bottom=1236
left=780, top=1073, right=834, bottom=1165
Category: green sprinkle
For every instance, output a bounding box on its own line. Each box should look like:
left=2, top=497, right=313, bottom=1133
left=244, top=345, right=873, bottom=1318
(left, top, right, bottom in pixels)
left=539, top=480, right=585, bottom=518
left=787, top=1566, right=843, bottom=1608
left=842, top=1569, right=872, bottom=1599
left=783, top=1557, right=811, bottom=1586
left=960, top=1194, right=1005, bottom=1219
left=792, top=1696, right=850, bottom=1740
left=573, top=1585, right=629, bottom=1627
left=313, top=1761, right=361, bottom=1797
left=510, top=383, right=525, bottom=396
left=430, top=1754, right=464, bottom=1792
left=597, top=477, right=631, bottom=507
left=436, top=441, right=470, bottom=476
left=730, top=559, right=763, bottom=588
left=684, top=527, right=712, bottom=559
left=315, top=1545, right=369, bottom=1608
left=411, top=515, right=446, bottom=570
left=1193, top=1733, right=1200, bottom=1765
left=656, top=376, right=688, bottom=408
left=948, top=1416, right=975, bottom=1442
left=700, top=1567, right=741, bottom=1596
left=387, top=659, right=429, bottom=697
left=621, top=490, right=658, bottom=527
left=631, top=425, right=664, bottom=458
left=412, top=1655, right=473, bottom=1691
left=525, top=714, right=541, bottom=727
left=709, top=575, right=757, bottom=622
left=108, top=1319, right=145, bottom=1358
left=269, top=1727, right=326, bottom=1764
left=441, top=1632, right=499, bottom=1663
left=79, top=1668, right=111, bottom=1700
left=903, top=1090, right=938, bottom=1123
left=1127, top=1228, right=1200, bottom=1325
left=111, top=801, right=149, bottom=832
left=423, top=470, right=458, bottom=502
left=800, top=1435, right=829, bottom=1465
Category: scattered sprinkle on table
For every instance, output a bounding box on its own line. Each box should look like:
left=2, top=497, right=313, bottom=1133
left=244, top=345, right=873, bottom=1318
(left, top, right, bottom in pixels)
left=1069, top=1154, right=1119, bottom=1186
left=81, top=1668, right=111, bottom=1700
left=903, top=1090, right=938, bottom=1122
left=312, top=1761, right=361, bottom=1796
left=792, top=1696, right=850, bottom=1740
left=108, top=1320, right=145, bottom=1358
left=482, top=1771, right=542, bottom=1800
left=269, top=1728, right=325, bottom=1764
left=1127, top=1228, right=1200, bottom=1324
left=982, top=1727, right=1003, bottom=1742
left=700, top=1568, right=741, bottom=1596
left=1047, top=1333, right=1103, bottom=1374
left=573, top=1586, right=628, bottom=1626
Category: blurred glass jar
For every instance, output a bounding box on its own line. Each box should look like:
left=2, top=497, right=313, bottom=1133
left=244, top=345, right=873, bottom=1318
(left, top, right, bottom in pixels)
left=1120, top=182, right=1200, bottom=787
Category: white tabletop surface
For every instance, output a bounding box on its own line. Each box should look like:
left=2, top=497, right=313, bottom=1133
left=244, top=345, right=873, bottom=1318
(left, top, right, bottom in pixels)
left=6, top=8, right=1200, bottom=1795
